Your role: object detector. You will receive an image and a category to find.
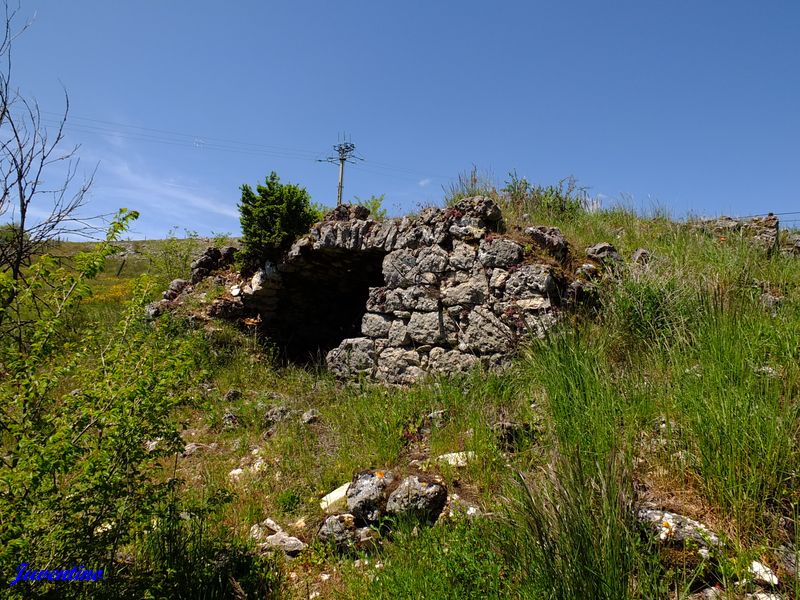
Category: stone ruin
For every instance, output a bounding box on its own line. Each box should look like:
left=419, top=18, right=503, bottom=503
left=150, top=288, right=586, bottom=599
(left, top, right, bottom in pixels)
left=237, top=197, right=570, bottom=384
left=150, top=201, right=800, bottom=385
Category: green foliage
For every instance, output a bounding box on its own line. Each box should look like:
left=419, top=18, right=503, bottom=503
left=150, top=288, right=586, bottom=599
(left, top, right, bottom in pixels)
left=669, top=300, right=800, bottom=529
left=143, top=226, right=200, bottom=285
left=131, top=489, right=282, bottom=599
left=310, top=202, right=330, bottom=222
left=0, top=221, right=24, bottom=246
left=501, top=171, right=588, bottom=221
left=0, top=209, right=215, bottom=596
left=604, top=274, right=695, bottom=353
left=275, top=489, right=302, bottom=515
left=354, top=193, right=388, bottom=220
left=238, top=171, right=317, bottom=269
left=344, top=521, right=512, bottom=599
left=505, top=457, right=663, bottom=600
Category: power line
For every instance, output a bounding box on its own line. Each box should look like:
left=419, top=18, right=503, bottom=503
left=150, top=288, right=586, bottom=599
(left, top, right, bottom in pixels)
left=728, top=210, right=800, bottom=220
left=318, top=135, right=363, bottom=206
left=40, top=110, right=450, bottom=180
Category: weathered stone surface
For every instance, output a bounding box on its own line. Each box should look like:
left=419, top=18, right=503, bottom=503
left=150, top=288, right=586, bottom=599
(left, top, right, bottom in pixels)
left=504, top=266, right=556, bottom=301
left=440, top=277, right=487, bottom=306
left=385, top=476, right=447, bottom=524
left=525, top=226, right=569, bottom=262
left=477, top=238, right=523, bottom=268
left=449, top=240, right=476, bottom=270
left=489, top=269, right=509, bottom=289
left=407, top=311, right=446, bottom=344
left=382, top=249, right=417, bottom=288
left=317, top=513, right=358, bottom=547
left=320, top=482, right=350, bottom=514
left=380, top=286, right=438, bottom=313
left=586, top=242, right=622, bottom=262
left=191, top=246, right=223, bottom=283
left=386, top=319, right=411, bottom=347
left=463, top=307, right=514, bottom=353
left=695, top=214, right=781, bottom=253
left=260, top=531, right=307, bottom=557
left=347, top=470, right=394, bottom=524
left=263, top=405, right=291, bottom=428
left=145, top=299, right=170, bottom=320
left=163, top=278, right=189, bottom=300
left=174, top=197, right=567, bottom=385
left=638, top=509, right=720, bottom=548
left=416, top=245, right=449, bottom=273
left=362, top=313, right=392, bottom=338
left=427, top=348, right=479, bottom=376
left=326, top=338, right=376, bottom=378
left=376, top=348, right=424, bottom=384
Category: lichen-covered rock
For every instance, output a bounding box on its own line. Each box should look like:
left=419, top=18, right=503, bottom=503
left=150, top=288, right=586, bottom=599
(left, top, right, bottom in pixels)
left=586, top=242, right=622, bottom=263
left=362, top=313, right=392, bottom=338
left=477, top=238, right=523, bottom=268
left=427, top=348, right=479, bottom=376
left=347, top=470, right=394, bottom=524
left=326, top=338, right=376, bottom=378
left=376, top=348, right=424, bottom=384
left=317, top=513, right=358, bottom=547
left=525, top=226, right=569, bottom=262
left=317, top=514, right=378, bottom=551
left=463, top=307, right=514, bottom=353
left=260, top=531, right=307, bottom=557
left=385, top=476, right=447, bottom=524
left=145, top=299, right=170, bottom=320
left=407, top=312, right=448, bottom=345
left=163, top=278, right=189, bottom=300
left=638, top=509, right=720, bottom=548
left=503, top=265, right=557, bottom=300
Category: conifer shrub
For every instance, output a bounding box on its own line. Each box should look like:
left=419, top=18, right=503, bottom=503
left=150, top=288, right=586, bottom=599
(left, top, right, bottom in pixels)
left=238, top=172, right=318, bottom=271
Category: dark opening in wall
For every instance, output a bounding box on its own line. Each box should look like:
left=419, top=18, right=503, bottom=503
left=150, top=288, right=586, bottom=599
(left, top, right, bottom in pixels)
left=267, top=248, right=386, bottom=362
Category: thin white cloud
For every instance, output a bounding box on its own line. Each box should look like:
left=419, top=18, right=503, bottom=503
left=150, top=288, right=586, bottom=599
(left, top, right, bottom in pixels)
left=99, top=158, right=238, bottom=221
left=418, top=178, right=431, bottom=188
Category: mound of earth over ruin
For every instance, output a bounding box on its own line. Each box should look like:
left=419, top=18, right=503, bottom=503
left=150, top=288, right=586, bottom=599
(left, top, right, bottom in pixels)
left=238, top=197, right=570, bottom=384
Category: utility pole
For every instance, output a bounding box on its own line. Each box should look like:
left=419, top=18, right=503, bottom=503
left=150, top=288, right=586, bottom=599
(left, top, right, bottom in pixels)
left=319, top=135, right=361, bottom=206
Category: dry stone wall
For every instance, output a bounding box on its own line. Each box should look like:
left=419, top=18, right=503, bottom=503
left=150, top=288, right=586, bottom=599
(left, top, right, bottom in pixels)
left=240, top=197, right=567, bottom=384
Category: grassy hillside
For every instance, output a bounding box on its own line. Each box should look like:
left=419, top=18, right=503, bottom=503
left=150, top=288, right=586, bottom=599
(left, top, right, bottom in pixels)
left=3, top=195, right=799, bottom=599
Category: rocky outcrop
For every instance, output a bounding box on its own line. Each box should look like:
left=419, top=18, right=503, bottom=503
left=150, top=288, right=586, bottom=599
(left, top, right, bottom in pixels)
left=694, top=215, right=780, bottom=253
left=236, top=197, right=566, bottom=383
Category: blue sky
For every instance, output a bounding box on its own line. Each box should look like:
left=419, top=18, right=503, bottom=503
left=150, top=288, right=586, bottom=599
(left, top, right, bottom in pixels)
left=12, top=1, right=800, bottom=238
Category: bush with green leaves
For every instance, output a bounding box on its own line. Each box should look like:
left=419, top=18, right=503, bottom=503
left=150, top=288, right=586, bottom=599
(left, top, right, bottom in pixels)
left=238, top=171, right=318, bottom=270
left=143, top=226, right=200, bottom=285
left=0, top=209, right=283, bottom=598
left=355, top=193, right=388, bottom=220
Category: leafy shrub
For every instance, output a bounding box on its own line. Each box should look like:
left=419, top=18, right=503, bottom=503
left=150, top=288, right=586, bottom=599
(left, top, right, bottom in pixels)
left=144, top=226, right=200, bottom=285
left=355, top=194, right=388, bottom=220
left=238, top=171, right=317, bottom=270
left=0, top=210, right=240, bottom=597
